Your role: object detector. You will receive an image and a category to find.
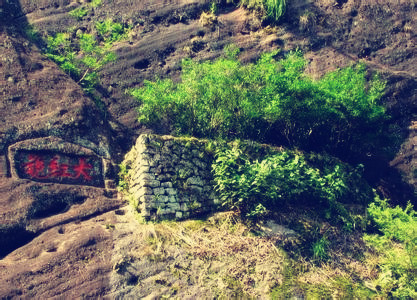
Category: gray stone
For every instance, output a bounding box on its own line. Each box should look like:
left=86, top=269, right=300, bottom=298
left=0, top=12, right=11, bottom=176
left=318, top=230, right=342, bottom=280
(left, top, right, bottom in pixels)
left=175, top=211, right=183, bottom=219
left=161, top=146, right=171, bottom=155
left=188, top=185, right=203, bottom=194
left=163, top=167, right=175, bottom=174
left=157, top=174, right=171, bottom=182
left=163, top=207, right=172, bottom=214
left=180, top=203, right=188, bottom=211
left=138, top=173, right=155, bottom=181
left=165, top=140, right=175, bottom=147
left=168, top=195, right=177, bottom=203
left=172, top=154, right=179, bottom=162
left=186, top=177, right=204, bottom=187
left=166, top=188, right=177, bottom=196
left=132, top=186, right=153, bottom=198
left=153, top=187, right=166, bottom=196
left=140, top=195, right=155, bottom=203
left=193, top=159, right=207, bottom=169
left=143, top=180, right=160, bottom=188
left=191, top=149, right=200, bottom=157
left=168, top=202, right=181, bottom=211
left=161, top=182, right=173, bottom=188
left=161, top=195, right=170, bottom=203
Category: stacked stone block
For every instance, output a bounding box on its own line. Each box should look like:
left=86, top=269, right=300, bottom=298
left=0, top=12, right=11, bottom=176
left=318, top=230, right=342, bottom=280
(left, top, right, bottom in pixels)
left=124, top=134, right=216, bottom=220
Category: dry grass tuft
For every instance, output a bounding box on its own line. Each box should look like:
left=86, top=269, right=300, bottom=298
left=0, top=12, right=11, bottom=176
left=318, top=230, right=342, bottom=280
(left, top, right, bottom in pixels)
left=199, top=12, right=218, bottom=27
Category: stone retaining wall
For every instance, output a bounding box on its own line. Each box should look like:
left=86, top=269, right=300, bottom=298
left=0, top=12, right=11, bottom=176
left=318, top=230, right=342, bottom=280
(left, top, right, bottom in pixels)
left=124, top=134, right=217, bottom=220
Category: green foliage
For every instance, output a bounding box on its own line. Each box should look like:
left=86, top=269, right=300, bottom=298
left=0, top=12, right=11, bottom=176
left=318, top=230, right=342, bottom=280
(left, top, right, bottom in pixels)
left=68, top=0, right=102, bottom=20
left=95, top=19, right=131, bottom=43
left=210, top=1, right=218, bottom=15
left=23, top=24, right=42, bottom=44
left=312, top=236, right=329, bottom=262
left=43, top=2, right=128, bottom=108
left=265, top=0, right=286, bottom=22
left=365, top=198, right=417, bottom=298
left=212, top=144, right=373, bottom=222
left=45, top=20, right=125, bottom=100
left=68, top=6, right=88, bottom=20
left=117, top=163, right=130, bottom=192
left=131, top=49, right=389, bottom=159
left=91, top=0, right=103, bottom=7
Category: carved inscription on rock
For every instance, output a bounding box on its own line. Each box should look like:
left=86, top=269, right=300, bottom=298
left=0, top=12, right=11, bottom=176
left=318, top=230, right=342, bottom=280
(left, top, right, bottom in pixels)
left=14, top=150, right=104, bottom=187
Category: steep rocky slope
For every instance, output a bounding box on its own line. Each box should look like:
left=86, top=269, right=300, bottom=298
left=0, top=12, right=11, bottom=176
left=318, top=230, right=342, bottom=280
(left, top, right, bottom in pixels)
left=0, top=0, right=417, bottom=297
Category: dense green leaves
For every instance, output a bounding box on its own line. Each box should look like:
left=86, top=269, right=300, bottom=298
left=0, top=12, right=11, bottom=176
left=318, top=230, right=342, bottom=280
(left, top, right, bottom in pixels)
left=212, top=144, right=373, bottom=222
left=131, top=50, right=388, bottom=158
left=365, top=198, right=417, bottom=298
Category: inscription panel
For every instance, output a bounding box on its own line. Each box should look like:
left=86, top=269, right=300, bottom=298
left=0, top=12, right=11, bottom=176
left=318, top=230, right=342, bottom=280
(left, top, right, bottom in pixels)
left=14, top=150, right=104, bottom=187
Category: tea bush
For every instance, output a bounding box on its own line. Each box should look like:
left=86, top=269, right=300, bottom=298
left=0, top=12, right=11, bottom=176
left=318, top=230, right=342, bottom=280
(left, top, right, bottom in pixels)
left=131, top=49, right=388, bottom=159
left=212, top=144, right=373, bottom=223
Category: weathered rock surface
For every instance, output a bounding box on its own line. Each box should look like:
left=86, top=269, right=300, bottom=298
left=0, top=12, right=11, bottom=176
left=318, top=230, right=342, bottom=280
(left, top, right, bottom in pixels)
left=0, top=3, right=122, bottom=297
left=0, top=0, right=417, bottom=297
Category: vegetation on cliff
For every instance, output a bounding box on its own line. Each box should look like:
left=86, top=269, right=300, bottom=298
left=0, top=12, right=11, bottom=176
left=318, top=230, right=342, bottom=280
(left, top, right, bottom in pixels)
left=129, top=47, right=417, bottom=297
left=131, top=48, right=389, bottom=160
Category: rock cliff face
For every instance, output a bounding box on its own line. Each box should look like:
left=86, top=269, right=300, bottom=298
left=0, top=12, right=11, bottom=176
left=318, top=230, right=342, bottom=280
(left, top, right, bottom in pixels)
left=0, top=0, right=417, bottom=297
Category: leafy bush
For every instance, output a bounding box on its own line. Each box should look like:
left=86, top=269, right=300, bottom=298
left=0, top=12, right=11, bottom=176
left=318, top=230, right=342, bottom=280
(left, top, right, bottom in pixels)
left=68, top=7, right=88, bottom=20
left=131, top=49, right=388, bottom=159
left=212, top=144, right=373, bottom=222
left=95, top=19, right=130, bottom=43
left=364, top=198, right=417, bottom=298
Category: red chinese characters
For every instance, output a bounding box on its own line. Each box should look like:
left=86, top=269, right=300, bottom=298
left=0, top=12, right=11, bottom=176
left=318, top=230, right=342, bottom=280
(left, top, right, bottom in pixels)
left=23, top=154, right=47, bottom=179
left=22, top=154, right=94, bottom=181
left=72, top=158, right=92, bottom=181
left=48, top=156, right=72, bottom=178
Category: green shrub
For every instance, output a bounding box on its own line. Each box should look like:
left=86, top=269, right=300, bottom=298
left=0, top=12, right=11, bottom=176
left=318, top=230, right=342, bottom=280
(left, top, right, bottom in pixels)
left=212, top=144, right=373, bottom=222
left=131, top=49, right=389, bottom=159
left=69, top=6, right=88, bottom=20
left=364, top=198, right=417, bottom=298
left=95, top=19, right=130, bottom=43
left=91, top=0, right=103, bottom=7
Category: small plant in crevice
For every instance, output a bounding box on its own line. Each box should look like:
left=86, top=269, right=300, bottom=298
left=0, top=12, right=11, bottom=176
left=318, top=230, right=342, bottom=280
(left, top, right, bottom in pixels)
left=68, top=6, right=88, bottom=20
left=117, top=163, right=130, bottom=192
left=44, top=18, right=130, bottom=110
left=68, top=0, right=103, bottom=21
left=23, top=24, right=42, bottom=45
